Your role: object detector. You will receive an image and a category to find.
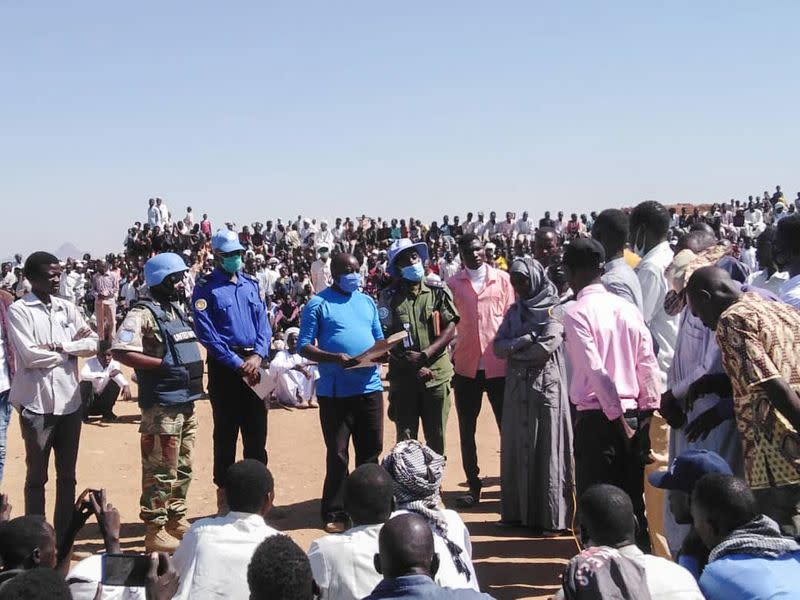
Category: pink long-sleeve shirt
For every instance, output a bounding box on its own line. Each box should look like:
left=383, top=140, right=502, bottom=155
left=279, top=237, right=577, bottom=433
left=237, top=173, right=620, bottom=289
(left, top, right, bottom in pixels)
left=563, top=283, right=661, bottom=420
left=447, top=265, right=516, bottom=379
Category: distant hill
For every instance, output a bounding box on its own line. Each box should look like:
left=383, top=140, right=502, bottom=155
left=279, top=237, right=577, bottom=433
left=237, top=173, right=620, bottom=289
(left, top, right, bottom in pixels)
left=54, top=242, right=84, bottom=260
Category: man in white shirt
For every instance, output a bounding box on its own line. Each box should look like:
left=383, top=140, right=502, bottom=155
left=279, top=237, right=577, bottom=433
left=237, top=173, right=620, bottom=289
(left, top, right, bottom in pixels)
left=774, top=213, right=800, bottom=309
left=269, top=328, right=319, bottom=408
left=183, top=206, right=194, bottom=228
left=554, top=211, right=565, bottom=236
left=316, top=220, right=335, bottom=250
left=514, top=210, right=534, bottom=242
left=740, top=237, right=758, bottom=272
left=264, top=258, right=280, bottom=298
left=147, top=198, right=161, bottom=228
left=57, top=261, right=81, bottom=304
left=119, top=271, right=142, bottom=309
left=299, top=218, right=317, bottom=245
left=462, top=212, right=476, bottom=235
left=438, top=251, right=461, bottom=281
left=480, top=211, right=498, bottom=240
left=172, top=459, right=279, bottom=600
left=629, top=201, right=679, bottom=558
left=745, top=202, right=765, bottom=237
left=6, top=251, right=98, bottom=546
left=468, top=211, right=486, bottom=236
left=557, top=484, right=703, bottom=600
left=79, top=340, right=130, bottom=422
left=310, top=246, right=333, bottom=293
left=309, top=463, right=394, bottom=600
left=745, top=226, right=789, bottom=295
left=156, top=197, right=170, bottom=226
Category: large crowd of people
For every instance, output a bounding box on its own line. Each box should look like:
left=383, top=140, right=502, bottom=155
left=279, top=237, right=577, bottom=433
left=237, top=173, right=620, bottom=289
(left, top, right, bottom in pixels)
left=1, top=187, right=800, bottom=599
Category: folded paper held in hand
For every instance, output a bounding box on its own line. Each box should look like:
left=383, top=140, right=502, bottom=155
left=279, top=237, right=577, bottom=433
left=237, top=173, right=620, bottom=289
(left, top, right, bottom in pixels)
left=345, top=330, right=407, bottom=369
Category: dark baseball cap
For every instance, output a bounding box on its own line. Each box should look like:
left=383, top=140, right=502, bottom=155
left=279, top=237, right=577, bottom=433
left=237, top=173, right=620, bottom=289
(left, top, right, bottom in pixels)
left=648, top=449, right=732, bottom=493
left=563, top=238, right=606, bottom=270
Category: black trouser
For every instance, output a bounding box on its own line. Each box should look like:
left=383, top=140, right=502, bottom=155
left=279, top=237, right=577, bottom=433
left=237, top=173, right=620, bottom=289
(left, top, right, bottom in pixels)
left=452, top=372, right=504, bottom=491
left=19, top=408, right=82, bottom=547
left=574, top=410, right=651, bottom=552
left=207, top=357, right=268, bottom=487
left=318, top=392, right=384, bottom=522
left=80, top=380, right=120, bottom=418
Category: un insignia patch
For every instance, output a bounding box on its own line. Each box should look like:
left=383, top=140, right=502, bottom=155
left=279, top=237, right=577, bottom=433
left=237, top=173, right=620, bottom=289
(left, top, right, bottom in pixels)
left=118, top=329, right=135, bottom=343
left=378, top=306, right=390, bottom=321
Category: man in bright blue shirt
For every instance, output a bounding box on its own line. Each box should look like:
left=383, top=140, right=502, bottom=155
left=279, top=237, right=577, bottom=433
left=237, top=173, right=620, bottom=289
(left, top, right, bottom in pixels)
left=298, top=252, right=384, bottom=533
left=692, top=473, right=800, bottom=599
left=193, top=229, right=272, bottom=513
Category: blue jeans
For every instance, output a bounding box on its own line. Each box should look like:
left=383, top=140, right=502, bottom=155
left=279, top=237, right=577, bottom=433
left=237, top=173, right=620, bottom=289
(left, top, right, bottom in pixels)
left=0, top=390, right=11, bottom=484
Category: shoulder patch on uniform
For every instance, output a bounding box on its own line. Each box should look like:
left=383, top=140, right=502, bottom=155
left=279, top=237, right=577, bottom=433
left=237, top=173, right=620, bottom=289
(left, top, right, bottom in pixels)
left=117, top=329, right=135, bottom=343
left=378, top=306, right=390, bottom=320
left=195, top=298, right=208, bottom=311
left=427, top=279, right=444, bottom=288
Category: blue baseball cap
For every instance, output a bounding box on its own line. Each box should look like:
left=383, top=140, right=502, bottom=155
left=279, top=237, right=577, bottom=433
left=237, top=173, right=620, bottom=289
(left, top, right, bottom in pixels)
left=211, top=229, right=245, bottom=253
left=144, top=252, right=188, bottom=288
left=648, top=449, right=733, bottom=493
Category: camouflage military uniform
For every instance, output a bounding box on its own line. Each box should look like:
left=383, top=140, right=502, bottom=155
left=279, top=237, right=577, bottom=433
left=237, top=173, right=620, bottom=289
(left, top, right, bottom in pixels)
left=112, top=302, right=199, bottom=526
left=378, top=279, right=459, bottom=455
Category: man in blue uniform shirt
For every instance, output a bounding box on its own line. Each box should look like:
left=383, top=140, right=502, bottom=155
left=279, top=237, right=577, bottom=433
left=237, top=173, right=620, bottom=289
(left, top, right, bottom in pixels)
left=192, top=229, right=272, bottom=513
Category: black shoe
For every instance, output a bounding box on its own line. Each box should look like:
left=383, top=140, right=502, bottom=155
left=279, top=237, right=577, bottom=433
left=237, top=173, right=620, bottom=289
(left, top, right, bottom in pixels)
left=101, top=412, right=117, bottom=422
left=455, top=488, right=481, bottom=508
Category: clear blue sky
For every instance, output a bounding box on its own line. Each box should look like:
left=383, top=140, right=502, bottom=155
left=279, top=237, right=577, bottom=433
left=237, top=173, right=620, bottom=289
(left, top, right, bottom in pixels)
left=2, top=1, right=799, bottom=257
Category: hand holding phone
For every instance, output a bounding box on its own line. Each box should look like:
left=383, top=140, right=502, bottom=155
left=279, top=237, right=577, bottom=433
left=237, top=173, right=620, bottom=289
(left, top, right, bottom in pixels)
left=102, top=553, right=151, bottom=587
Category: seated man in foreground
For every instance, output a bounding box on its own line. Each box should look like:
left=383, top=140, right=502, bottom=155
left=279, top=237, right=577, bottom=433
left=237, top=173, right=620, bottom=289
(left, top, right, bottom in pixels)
left=172, top=459, right=279, bottom=599
left=691, top=473, right=800, bottom=599
left=364, top=513, right=495, bottom=599
left=556, top=484, right=703, bottom=599
left=308, top=463, right=394, bottom=600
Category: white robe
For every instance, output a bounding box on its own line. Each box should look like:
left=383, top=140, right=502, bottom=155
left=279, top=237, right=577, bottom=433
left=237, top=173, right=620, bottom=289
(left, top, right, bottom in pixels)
left=270, top=350, right=319, bottom=406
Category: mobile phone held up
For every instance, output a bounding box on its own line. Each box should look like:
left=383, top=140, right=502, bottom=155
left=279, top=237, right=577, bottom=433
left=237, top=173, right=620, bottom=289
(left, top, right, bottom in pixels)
left=101, top=553, right=150, bottom=587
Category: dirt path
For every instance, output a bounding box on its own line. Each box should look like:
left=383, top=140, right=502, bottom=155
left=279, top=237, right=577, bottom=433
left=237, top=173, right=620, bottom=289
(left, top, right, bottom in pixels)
left=1, top=373, right=574, bottom=599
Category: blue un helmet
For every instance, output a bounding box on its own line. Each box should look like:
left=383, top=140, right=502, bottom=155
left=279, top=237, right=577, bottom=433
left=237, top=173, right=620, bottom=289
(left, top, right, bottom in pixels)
left=144, top=252, right=189, bottom=288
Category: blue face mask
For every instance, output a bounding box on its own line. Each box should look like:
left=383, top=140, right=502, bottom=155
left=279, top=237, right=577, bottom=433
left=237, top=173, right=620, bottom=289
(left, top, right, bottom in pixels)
left=401, top=263, right=425, bottom=282
left=338, top=272, right=361, bottom=293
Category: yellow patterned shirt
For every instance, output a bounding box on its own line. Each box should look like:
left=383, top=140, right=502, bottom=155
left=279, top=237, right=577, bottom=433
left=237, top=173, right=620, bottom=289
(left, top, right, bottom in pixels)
left=716, top=292, right=800, bottom=489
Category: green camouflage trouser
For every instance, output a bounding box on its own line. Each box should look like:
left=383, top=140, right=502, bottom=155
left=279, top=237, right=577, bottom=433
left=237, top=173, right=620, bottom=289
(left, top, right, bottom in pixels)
left=139, top=402, right=197, bottom=526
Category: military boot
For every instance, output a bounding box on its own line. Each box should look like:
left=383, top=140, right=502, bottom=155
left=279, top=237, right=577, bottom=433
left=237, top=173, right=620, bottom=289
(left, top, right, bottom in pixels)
left=166, top=517, right=192, bottom=540
left=144, top=523, right=180, bottom=553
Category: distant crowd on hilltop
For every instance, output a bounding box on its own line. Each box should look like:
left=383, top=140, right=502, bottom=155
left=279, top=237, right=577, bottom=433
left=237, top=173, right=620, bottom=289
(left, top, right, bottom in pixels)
left=2, top=186, right=800, bottom=599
